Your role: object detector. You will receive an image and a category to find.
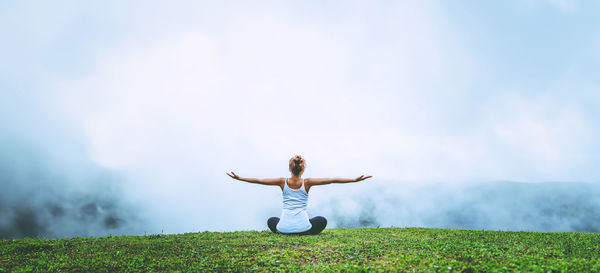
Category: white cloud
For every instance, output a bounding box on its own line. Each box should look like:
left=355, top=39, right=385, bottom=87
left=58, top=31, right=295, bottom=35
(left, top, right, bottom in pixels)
left=482, top=92, right=592, bottom=180
left=50, top=1, right=481, bottom=232
left=56, top=1, right=474, bottom=178
left=46, top=1, right=597, bottom=233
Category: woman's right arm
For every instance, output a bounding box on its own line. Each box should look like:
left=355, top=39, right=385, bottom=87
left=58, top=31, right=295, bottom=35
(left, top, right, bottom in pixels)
left=306, top=175, right=372, bottom=186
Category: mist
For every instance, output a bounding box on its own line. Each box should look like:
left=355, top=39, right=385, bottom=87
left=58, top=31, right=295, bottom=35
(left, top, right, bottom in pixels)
left=2, top=1, right=600, bottom=238
left=0, top=92, right=147, bottom=238
left=317, top=181, right=600, bottom=232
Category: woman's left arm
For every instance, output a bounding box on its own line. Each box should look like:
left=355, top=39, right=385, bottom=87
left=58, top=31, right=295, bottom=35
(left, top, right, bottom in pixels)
left=226, top=171, right=283, bottom=186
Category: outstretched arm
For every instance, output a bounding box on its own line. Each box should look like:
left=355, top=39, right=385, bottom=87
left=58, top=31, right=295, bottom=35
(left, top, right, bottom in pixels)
left=306, top=175, right=373, bottom=186
left=226, top=171, right=283, bottom=186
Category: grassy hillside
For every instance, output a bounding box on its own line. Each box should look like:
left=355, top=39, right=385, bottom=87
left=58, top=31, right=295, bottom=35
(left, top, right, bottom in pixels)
left=1, top=227, right=599, bottom=272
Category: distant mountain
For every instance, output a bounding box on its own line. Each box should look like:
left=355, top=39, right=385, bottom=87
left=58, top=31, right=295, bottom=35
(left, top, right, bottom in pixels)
left=321, top=181, right=600, bottom=232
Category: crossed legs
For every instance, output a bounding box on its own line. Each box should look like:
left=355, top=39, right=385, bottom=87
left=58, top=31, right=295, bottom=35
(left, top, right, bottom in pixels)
left=267, top=216, right=327, bottom=235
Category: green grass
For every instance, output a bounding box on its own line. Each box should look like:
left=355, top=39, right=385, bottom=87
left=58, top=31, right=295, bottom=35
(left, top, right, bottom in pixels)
left=1, top=227, right=599, bottom=272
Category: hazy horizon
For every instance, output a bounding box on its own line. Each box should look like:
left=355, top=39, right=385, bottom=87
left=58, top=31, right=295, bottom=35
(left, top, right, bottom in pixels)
left=2, top=1, right=600, bottom=238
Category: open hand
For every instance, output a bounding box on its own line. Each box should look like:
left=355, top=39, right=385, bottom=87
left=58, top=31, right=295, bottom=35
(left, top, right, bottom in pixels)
left=355, top=175, right=373, bottom=182
left=226, top=171, right=241, bottom=180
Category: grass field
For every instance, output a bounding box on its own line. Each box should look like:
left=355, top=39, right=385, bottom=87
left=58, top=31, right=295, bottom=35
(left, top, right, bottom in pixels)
left=1, top=227, right=599, bottom=272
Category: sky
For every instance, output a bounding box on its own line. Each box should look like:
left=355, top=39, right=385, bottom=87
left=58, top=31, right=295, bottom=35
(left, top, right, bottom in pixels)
left=1, top=1, right=600, bottom=236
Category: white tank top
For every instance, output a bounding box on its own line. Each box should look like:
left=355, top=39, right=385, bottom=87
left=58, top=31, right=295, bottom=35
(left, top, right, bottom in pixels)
left=276, top=178, right=312, bottom=233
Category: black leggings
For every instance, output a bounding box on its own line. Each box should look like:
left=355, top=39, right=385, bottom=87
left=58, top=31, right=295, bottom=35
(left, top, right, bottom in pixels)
left=267, top=216, right=327, bottom=235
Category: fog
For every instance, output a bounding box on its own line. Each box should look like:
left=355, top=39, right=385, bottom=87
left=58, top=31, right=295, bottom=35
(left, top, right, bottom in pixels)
left=2, top=1, right=600, bottom=238
left=319, top=181, right=600, bottom=232
left=0, top=92, right=146, bottom=238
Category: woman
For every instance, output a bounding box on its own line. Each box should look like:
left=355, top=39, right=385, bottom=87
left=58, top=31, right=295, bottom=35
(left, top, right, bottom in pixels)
left=226, top=155, right=372, bottom=235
